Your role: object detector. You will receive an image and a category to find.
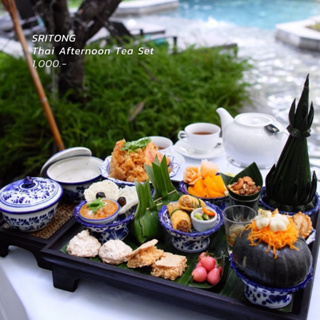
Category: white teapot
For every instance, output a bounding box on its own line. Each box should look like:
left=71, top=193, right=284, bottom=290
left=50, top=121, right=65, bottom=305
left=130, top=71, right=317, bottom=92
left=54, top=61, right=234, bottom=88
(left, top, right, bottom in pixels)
left=216, top=108, right=288, bottom=169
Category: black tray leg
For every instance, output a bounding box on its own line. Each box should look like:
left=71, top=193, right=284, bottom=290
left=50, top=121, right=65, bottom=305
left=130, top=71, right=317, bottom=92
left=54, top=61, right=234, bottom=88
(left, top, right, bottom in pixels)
left=0, top=237, right=9, bottom=257
left=34, top=252, right=51, bottom=270
left=51, top=265, right=79, bottom=292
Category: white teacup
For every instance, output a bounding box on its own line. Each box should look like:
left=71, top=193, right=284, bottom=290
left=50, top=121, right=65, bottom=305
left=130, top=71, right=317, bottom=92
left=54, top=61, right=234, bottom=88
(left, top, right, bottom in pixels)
left=149, top=136, right=173, bottom=154
left=177, top=122, right=221, bottom=153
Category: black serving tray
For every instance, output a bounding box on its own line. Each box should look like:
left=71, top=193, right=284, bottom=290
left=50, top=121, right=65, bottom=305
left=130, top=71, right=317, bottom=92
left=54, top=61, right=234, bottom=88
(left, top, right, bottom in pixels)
left=41, top=207, right=320, bottom=320
left=0, top=203, right=76, bottom=269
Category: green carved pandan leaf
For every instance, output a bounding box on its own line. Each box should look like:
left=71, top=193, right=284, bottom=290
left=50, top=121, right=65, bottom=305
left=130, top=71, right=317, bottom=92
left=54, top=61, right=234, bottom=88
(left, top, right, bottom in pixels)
left=264, top=75, right=318, bottom=212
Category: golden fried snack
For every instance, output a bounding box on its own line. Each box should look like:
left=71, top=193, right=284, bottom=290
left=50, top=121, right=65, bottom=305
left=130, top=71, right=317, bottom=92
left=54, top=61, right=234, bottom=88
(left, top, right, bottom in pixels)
left=109, top=139, right=170, bottom=182
left=170, top=209, right=192, bottom=232
left=178, top=194, right=206, bottom=212
left=126, top=239, right=164, bottom=268
left=167, top=202, right=180, bottom=215
left=292, top=212, right=313, bottom=239
left=151, top=252, right=187, bottom=280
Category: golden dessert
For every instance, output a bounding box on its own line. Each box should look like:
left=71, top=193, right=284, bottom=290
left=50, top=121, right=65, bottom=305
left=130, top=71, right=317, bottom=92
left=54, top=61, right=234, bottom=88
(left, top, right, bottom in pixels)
left=67, top=230, right=101, bottom=258
left=183, top=160, right=227, bottom=198
left=151, top=252, right=187, bottom=280
left=292, top=211, right=313, bottom=239
left=109, top=138, right=170, bottom=182
left=126, top=239, right=164, bottom=268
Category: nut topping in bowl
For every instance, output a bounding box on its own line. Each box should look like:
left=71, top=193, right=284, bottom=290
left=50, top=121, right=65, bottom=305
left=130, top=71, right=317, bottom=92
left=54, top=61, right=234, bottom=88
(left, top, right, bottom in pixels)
left=228, top=176, right=261, bottom=196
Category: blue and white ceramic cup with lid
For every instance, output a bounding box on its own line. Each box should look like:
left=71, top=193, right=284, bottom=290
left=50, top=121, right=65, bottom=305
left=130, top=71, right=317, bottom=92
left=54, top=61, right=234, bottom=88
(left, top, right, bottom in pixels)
left=0, top=176, right=63, bottom=232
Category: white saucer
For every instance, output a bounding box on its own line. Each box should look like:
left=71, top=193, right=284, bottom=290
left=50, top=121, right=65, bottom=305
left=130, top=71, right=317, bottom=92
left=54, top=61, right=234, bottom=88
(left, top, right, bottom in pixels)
left=40, top=147, right=92, bottom=177
left=174, top=139, right=225, bottom=160
left=168, top=151, right=185, bottom=182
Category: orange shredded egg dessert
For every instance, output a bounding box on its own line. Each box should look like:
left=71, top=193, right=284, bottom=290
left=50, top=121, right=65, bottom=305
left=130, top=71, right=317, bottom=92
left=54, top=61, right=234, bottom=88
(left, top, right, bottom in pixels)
left=246, top=209, right=299, bottom=259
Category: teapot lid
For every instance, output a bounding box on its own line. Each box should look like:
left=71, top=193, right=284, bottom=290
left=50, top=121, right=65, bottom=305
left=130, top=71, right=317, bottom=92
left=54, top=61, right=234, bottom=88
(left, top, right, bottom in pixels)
left=0, top=176, right=63, bottom=213
left=235, top=113, right=275, bottom=127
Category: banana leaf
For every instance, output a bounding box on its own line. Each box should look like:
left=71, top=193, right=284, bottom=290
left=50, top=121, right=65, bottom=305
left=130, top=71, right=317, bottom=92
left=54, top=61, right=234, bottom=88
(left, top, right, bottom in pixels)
left=220, top=162, right=263, bottom=201
left=132, top=179, right=162, bottom=244
left=132, top=156, right=180, bottom=244
left=144, top=155, right=180, bottom=205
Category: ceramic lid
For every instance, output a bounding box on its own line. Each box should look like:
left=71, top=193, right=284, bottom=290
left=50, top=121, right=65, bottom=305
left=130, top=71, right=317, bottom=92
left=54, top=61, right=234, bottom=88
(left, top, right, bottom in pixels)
left=235, top=113, right=275, bottom=127
left=40, top=147, right=92, bottom=177
left=0, top=176, right=63, bottom=213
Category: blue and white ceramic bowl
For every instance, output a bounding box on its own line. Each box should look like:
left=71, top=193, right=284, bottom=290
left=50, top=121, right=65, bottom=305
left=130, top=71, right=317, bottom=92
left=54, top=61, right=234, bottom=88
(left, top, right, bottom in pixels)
left=78, top=198, right=120, bottom=225
left=260, top=187, right=320, bottom=223
left=74, top=201, right=136, bottom=243
left=0, top=176, right=63, bottom=232
left=230, top=254, right=313, bottom=309
left=179, top=181, right=228, bottom=208
left=158, top=202, right=223, bottom=253
left=46, top=156, right=103, bottom=203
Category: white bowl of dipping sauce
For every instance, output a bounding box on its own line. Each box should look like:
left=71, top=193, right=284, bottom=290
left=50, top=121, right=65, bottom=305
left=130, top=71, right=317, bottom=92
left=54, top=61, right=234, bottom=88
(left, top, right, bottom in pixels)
left=191, top=206, right=219, bottom=232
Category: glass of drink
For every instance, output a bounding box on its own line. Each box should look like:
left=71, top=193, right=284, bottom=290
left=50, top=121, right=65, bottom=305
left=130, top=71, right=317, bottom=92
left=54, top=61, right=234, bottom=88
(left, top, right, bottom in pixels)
left=222, top=205, right=257, bottom=254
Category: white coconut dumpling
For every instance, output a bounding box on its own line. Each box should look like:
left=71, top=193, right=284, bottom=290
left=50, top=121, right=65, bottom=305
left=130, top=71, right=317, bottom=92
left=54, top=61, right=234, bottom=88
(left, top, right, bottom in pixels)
left=84, top=180, right=119, bottom=203
left=99, top=239, right=133, bottom=265
left=118, top=186, right=138, bottom=214
left=66, top=230, right=101, bottom=258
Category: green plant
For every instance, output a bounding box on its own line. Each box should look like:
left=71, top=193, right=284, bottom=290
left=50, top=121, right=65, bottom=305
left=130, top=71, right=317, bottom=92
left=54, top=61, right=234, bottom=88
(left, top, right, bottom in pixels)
left=0, top=43, right=252, bottom=187
left=307, top=22, right=320, bottom=32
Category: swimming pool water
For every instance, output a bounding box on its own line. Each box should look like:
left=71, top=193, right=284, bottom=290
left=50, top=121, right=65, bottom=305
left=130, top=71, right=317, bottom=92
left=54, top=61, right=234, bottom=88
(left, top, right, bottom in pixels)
left=161, top=0, right=320, bottom=29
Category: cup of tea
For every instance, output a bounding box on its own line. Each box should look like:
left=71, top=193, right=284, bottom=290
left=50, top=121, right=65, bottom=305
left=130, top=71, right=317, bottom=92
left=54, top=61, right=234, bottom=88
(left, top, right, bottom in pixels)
left=149, top=136, right=173, bottom=154
left=222, top=205, right=257, bottom=254
left=177, top=122, right=221, bottom=153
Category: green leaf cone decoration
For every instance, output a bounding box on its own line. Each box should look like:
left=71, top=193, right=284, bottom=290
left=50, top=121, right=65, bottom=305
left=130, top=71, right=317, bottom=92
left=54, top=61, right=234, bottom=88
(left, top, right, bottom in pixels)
left=263, top=75, right=318, bottom=212
left=132, top=156, right=180, bottom=244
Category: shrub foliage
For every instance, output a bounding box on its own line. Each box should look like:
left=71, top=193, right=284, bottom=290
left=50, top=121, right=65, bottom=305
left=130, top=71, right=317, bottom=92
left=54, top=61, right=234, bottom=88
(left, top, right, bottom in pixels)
left=0, top=42, right=252, bottom=186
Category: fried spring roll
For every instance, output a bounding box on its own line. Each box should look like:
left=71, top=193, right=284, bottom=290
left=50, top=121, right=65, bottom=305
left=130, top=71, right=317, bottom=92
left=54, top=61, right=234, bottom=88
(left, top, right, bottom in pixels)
left=170, top=209, right=191, bottom=232
left=178, top=195, right=206, bottom=212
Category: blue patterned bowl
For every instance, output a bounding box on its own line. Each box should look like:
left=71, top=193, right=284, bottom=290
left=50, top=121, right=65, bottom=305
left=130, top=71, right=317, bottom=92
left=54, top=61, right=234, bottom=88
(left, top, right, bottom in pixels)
left=100, top=154, right=182, bottom=187
left=46, top=156, right=103, bottom=203
left=230, top=254, right=313, bottom=309
left=0, top=176, right=63, bottom=232
left=179, top=181, right=228, bottom=209
left=260, top=187, right=320, bottom=224
left=74, top=201, right=135, bottom=243
left=158, top=202, right=223, bottom=253
left=78, top=198, right=120, bottom=225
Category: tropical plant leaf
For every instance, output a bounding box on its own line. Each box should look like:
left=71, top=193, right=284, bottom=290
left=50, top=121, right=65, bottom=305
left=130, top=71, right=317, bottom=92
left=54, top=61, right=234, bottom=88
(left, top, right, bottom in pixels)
left=132, top=180, right=161, bottom=244
left=144, top=155, right=180, bottom=204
